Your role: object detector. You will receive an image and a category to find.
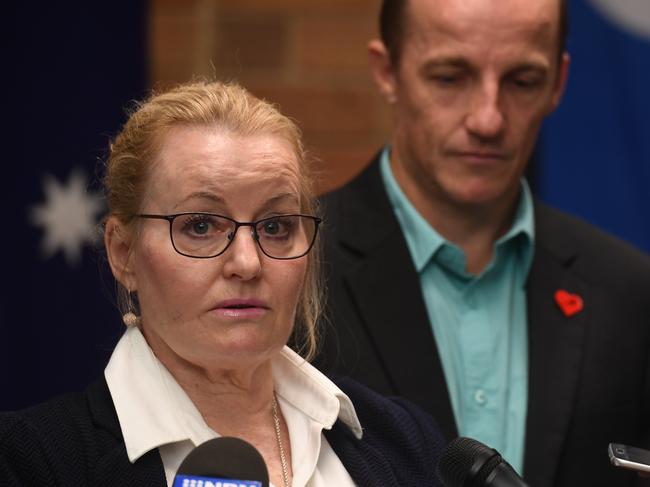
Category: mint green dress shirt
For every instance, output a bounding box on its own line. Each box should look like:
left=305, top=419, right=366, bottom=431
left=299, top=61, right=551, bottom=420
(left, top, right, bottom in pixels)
left=379, top=147, right=534, bottom=473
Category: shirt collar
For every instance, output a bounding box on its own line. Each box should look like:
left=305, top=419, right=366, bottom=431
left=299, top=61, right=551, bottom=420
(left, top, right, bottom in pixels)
left=105, top=327, right=362, bottom=463
left=104, top=327, right=213, bottom=463
left=496, top=178, right=535, bottom=285
left=273, top=346, right=363, bottom=439
left=380, top=147, right=446, bottom=272
left=379, top=145, right=535, bottom=282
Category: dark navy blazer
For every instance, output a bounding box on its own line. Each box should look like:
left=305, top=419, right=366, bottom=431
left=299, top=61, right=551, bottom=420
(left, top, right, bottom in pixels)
left=0, top=375, right=446, bottom=486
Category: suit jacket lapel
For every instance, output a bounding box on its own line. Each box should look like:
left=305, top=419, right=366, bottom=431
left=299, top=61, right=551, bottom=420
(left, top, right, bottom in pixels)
left=87, top=378, right=168, bottom=485
left=524, top=203, right=590, bottom=487
left=336, top=156, right=458, bottom=440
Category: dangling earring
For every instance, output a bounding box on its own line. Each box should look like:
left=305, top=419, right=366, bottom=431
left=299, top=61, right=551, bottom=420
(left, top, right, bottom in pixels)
left=122, top=290, right=141, bottom=327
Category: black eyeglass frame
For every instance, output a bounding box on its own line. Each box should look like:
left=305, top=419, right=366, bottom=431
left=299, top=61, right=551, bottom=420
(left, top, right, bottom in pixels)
left=136, top=212, right=322, bottom=260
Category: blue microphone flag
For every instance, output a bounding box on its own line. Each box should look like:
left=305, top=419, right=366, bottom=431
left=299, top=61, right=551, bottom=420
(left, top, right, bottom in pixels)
left=173, top=474, right=262, bottom=487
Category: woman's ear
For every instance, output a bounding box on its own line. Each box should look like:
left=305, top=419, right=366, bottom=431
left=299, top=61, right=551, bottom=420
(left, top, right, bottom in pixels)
left=105, top=216, right=137, bottom=291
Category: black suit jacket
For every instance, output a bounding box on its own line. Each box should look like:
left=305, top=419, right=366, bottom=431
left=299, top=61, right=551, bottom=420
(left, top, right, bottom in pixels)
left=0, top=375, right=445, bottom=486
left=316, top=153, right=650, bottom=487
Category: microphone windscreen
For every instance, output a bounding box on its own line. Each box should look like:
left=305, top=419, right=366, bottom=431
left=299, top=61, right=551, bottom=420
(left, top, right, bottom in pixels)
left=437, top=437, right=529, bottom=487
left=175, top=436, right=269, bottom=487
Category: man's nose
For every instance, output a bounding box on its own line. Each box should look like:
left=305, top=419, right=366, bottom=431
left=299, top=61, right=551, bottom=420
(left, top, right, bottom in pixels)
left=465, top=82, right=505, bottom=140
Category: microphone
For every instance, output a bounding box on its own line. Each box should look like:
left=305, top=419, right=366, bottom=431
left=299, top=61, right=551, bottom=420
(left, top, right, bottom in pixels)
left=173, top=437, right=269, bottom=487
left=437, top=437, right=529, bottom=487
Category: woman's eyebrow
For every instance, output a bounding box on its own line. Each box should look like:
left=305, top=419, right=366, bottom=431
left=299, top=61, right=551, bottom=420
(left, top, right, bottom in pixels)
left=170, top=191, right=301, bottom=212
left=259, top=193, right=301, bottom=211
left=173, top=191, right=225, bottom=209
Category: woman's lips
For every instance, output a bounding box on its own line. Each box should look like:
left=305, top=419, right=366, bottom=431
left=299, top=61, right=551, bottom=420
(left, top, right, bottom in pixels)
left=213, top=299, right=269, bottom=319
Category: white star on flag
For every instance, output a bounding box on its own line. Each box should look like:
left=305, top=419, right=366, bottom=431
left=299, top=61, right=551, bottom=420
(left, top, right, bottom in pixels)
left=30, top=169, right=105, bottom=266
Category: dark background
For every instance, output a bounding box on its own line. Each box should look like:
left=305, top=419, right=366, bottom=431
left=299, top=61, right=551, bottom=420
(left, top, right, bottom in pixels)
left=2, top=3, right=147, bottom=409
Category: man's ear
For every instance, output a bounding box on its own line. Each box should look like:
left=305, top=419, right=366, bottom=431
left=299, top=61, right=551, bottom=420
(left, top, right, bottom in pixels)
left=368, top=39, right=398, bottom=104
left=549, top=52, right=570, bottom=112
left=105, top=216, right=137, bottom=291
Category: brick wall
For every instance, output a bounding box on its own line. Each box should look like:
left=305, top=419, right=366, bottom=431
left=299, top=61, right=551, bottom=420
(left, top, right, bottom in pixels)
left=150, top=0, right=390, bottom=193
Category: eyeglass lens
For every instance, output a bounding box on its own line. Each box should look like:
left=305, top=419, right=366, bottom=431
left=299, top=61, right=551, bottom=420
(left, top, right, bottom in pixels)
left=170, top=214, right=317, bottom=259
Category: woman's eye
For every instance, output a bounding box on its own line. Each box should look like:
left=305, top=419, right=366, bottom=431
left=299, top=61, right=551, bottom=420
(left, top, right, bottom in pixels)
left=182, top=215, right=218, bottom=236
left=192, top=221, right=210, bottom=234
left=263, top=220, right=283, bottom=235
left=260, top=218, right=292, bottom=238
left=264, top=221, right=278, bottom=234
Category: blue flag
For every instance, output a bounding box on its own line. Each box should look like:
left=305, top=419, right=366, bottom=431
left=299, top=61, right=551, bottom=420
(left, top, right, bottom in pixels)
left=2, top=3, right=146, bottom=409
left=538, top=0, right=650, bottom=253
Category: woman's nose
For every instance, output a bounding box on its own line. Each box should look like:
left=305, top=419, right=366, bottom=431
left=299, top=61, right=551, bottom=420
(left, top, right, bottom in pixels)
left=221, top=226, right=262, bottom=280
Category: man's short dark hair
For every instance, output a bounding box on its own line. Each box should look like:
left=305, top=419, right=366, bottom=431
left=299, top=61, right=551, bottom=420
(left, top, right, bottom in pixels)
left=379, top=0, right=569, bottom=64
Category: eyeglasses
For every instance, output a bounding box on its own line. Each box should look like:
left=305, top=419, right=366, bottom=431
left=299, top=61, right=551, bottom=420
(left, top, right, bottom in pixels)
left=137, top=213, right=321, bottom=260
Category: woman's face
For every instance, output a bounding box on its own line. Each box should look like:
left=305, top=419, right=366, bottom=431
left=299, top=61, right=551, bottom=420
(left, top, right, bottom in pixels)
left=129, top=125, right=308, bottom=371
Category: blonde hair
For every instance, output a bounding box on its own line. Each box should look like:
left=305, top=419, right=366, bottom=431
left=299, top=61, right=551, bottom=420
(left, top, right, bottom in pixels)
left=104, top=80, right=322, bottom=360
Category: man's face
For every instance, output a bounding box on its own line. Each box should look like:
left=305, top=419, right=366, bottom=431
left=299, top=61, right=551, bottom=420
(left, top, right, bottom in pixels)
left=374, top=0, right=569, bottom=211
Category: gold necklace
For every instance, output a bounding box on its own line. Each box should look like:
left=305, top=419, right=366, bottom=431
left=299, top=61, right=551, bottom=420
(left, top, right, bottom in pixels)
left=272, top=394, right=290, bottom=487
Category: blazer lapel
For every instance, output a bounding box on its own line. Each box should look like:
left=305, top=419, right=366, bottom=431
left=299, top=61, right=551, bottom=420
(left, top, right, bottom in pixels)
left=523, top=203, right=590, bottom=487
left=336, top=157, right=457, bottom=440
left=87, top=378, right=168, bottom=486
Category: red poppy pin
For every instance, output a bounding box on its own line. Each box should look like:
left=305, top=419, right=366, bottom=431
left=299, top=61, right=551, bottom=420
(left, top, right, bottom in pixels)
left=554, top=289, right=583, bottom=317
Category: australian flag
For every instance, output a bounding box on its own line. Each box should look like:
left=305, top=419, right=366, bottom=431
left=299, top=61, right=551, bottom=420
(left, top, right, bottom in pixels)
left=2, top=3, right=146, bottom=409
left=537, top=0, right=650, bottom=253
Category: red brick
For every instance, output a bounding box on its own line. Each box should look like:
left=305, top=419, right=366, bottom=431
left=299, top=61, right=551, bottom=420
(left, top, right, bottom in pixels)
left=253, top=87, right=378, bottom=133
left=297, top=15, right=377, bottom=73
left=219, top=0, right=380, bottom=15
left=150, top=15, right=199, bottom=81
left=149, top=0, right=390, bottom=191
left=213, top=14, right=290, bottom=73
left=312, top=146, right=381, bottom=194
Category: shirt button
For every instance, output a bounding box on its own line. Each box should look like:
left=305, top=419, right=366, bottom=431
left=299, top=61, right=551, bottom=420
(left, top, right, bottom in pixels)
left=474, top=389, right=487, bottom=406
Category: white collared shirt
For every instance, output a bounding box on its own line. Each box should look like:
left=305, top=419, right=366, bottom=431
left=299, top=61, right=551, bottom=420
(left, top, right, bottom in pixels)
left=104, top=327, right=361, bottom=486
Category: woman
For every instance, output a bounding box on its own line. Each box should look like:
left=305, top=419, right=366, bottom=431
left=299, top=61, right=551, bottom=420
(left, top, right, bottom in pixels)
left=0, top=81, right=445, bottom=486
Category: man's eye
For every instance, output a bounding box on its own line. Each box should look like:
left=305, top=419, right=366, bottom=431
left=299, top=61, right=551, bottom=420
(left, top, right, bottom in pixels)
left=510, top=74, right=544, bottom=90
left=431, top=74, right=461, bottom=85
left=515, top=80, right=535, bottom=88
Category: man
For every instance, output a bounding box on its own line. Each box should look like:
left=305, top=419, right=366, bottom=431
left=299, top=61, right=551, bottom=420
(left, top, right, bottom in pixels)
left=316, top=0, right=650, bottom=486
